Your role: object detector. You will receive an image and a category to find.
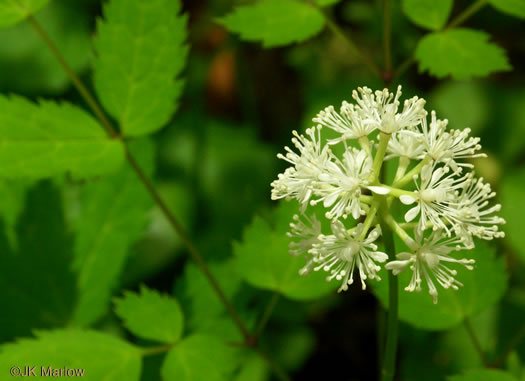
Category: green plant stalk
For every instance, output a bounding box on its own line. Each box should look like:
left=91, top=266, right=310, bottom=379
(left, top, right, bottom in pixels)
left=372, top=132, right=392, bottom=182
left=446, top=0, right=488, bottom=29
left=320, top=10, right=381, bottom=78
left=383, top=0, right=392, bottom=77
left=463, top=318, right=490, bottom=367
left=29, top=14, right=252, bottom=343
left=379, top=207, right=398, bottom=381
left=253, top=292, right=280, bottom=343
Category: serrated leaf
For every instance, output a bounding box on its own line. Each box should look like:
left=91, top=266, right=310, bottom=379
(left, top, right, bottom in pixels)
left=415, top=28, right=511, bottom=80
left=0, top=0, right=49, bottom=28
left=0, top=181, right=76, bottom=342
left=174, top=258, right=246, bottom=341
left=72, top=139, right=154, bottom=326
left=489, top=0, right=525, bottom=19
left=234, top=202, right=337, bottom=300
left=402, top=0, right=453, bottom=30
left=94, top=0, right=188, bottom=137
left=0, top=95, right=124, bottom=179
left=218, top=0, right=325, bottom=48
left=115, top=286, right=183, bottom=344
left=448, top=368, right=518, bottom=381
left=373, top=242, right=508, bottom=330
left=500, top=170, right=525, bottom=264
left=0, top=330, right=142, bottom=381
left=0, top=0, right=92, bottom=93
left=161, top=334, right=239, bottom=381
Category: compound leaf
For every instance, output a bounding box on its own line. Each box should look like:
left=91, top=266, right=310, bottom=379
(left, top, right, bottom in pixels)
left=115, top=286, right=184, bottom=344
left=415, top=28, right=511, bottom=79
left=218, top=0, right=325, bottom=48
left=0, top=95, right=124, bottom=179
left=0, top=329, right=142, bottom=381
left=0, top=0, right=49, bottom=28
left=402, top=0, right=454, bottom=30
left=72, top=139, right=154, bottom=326
left=94, top=0, right=188, bottom=136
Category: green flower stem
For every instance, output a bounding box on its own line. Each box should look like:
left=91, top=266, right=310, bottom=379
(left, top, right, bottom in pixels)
left=394, top=156, right=410, bottom=182
left=392, top=156, right=430, bottom=188
left=359, top=202, right=379, bottom=240
left=384, top=213, right=417, bottom=251
left=30, top=15, right=252, bottom=343
left=360, top=194, right=374, bottom=204
left=379, top=185, right=417, bottom=198
left=359, top=136, right=372, bottom=155
left=372, top=132, right=392, bottom=182
left=379, top=207, right=398, bottom=381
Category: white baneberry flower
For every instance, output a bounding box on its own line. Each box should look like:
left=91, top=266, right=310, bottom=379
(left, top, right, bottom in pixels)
left=272, top=85, right=504, bottom=300
left=421, top=111, right=486, bottom=172
left=309, top=147, right=389, bottom=220
left=450, top=175, right=505, bottom=246
left=385, top=229, right=475, bottom=303
left=313, top=101, right=377, bottom=143
left=271, top=127, right=331, bottom=209
left=385, top=128, right=425, bottom=160
left=352, top=85, right=427, bottom=134
left=401, top=164, right=470, bottom=235
left=287, top=213, right=322, bottom=257
left=304, top=221, right=388, bottom=292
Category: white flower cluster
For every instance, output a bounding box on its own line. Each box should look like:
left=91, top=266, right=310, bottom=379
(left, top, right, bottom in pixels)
left=271, top=86, right=505, bottom=303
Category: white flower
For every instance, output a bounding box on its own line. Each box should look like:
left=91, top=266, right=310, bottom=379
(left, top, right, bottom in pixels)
left=385, top=229, right=475, bottom=303
left=421, top=111, right=486, bottom=172
left=450, top=175, right=505, bottom=245
left=271, top=127, right=331, bottom=209
left=401, top=164, right=470, bottom=235
left=385, top=128, right=425, bottom=160
left=309, top=147, right=373, bottom=220
left=287, top=213, right=322, bottom=257
left=304, top=221, right=388, bottom=292
left=352, top=85, right=427, bottom=134
left=313, top=101, right=377, bottom=143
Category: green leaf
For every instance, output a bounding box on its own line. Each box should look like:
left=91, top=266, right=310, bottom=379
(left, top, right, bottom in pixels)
left=234, top=355, right=269, bottom=381
left=234, top=202, right=337, bottom=300
left=315, top=0, right=341, bottom=6
left=174, top=258, right=246, bottom=341
left=0, top=0, right=49, bottom=28
left=448, top=368, right=518, bottom=381
left=0, top=0, right=92, bottom=93
left=430, top=81, right=489, bottom=135
left=415, top=28, right=511, bottom=79
left=161, top=334, right=239, bottom=381
left=72, top=139, right=154, bottom=326
left=373, top=242, right=508, bottom=330
left=94, top=0, right=188, bottom=137
left=0, top=181, right=76, bottom=342
left=489, top=0, right=525, bottom=19
left=0, top=329, right=142, bottom=380
left=0, top=95, right=124, bottom=179
left=500, top=170, right=525, bottom=264
left=218, top=0, right=326, bottom=48
left=402, top=0, right=453, bottom=30
left=115, top=285, right=184, bottom=344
